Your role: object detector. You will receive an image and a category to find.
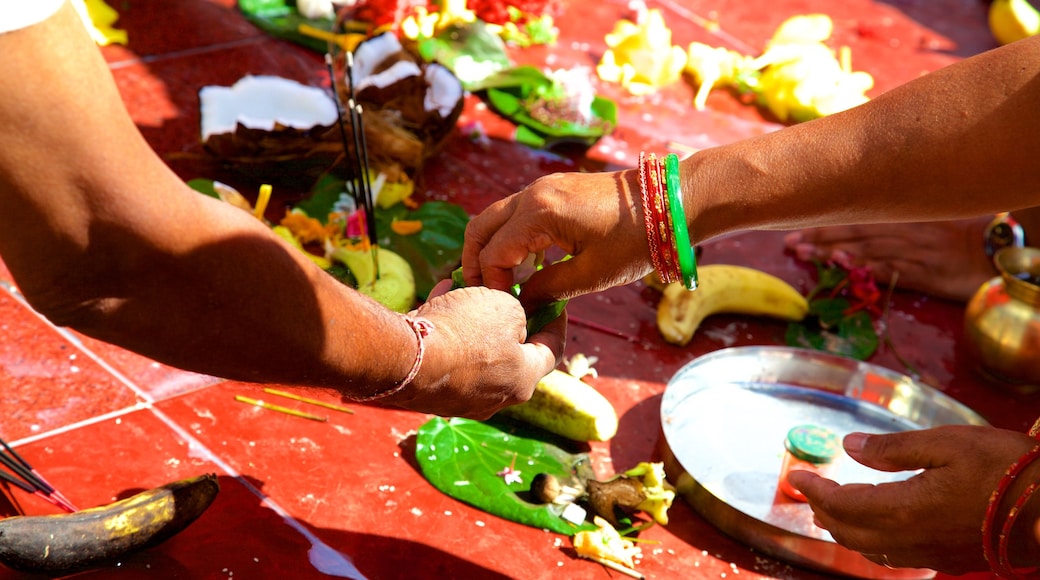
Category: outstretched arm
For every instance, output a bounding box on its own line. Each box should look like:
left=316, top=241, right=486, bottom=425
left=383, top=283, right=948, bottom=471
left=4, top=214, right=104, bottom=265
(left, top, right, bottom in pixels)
left=0, top=2, right=559, bottom=418
left=464, top=36, right=1040, bottom=306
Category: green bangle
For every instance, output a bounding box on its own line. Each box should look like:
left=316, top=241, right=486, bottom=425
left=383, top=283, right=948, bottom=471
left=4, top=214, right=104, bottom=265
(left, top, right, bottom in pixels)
left=664, top=153, right=698, bottom=290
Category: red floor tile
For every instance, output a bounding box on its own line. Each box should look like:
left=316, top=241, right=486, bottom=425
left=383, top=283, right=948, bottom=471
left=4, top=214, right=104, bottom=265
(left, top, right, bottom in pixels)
left=2, top=0, right=1038, bottom=578
left=0, top=287, right=141, bottom=441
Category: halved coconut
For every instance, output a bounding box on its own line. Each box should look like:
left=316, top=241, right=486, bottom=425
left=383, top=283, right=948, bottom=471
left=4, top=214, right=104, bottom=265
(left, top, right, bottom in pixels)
left=344, top=32, right=465, bottom=151
left=199, top=36, right=464, bottom=186
left=199, top=75, right=346, bottom=183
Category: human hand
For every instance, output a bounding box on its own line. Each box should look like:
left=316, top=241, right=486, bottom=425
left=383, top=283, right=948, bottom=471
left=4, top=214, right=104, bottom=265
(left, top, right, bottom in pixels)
left=382, top=282, right=564, bottom=419
left=462, top=170, right=653, bottom=308
left=783, top=217, right=994, bottom=302
left=788, top=425, right=1038, bottom=574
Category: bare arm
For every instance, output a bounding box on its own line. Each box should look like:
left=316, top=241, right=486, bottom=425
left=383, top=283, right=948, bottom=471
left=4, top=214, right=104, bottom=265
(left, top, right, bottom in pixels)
left=464, top=35, right=1040, bottom=304
left=686, top=35, right=1040, bottom=241
left=0, top=2, right=559, bottom=418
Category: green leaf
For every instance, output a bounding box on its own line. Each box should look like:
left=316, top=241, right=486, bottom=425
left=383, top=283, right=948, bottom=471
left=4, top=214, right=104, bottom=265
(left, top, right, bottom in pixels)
left=187, top=178, right=220, bottom=200
left=416, top=417, right=597, bottom=535
left=807, top=260, right=847, bottom=301
left=785, top=304, right=879, bottom=361
left=418, top=22, right=512, bottom=89
left=237, top=0, right=335, bottom=54
left=448, top=266, right=567, bottom=334
left=292, top=173, right=346, bottom=222
left=809, top=297, right=849, bottom=328
left=527, top=299, right=567, bottom=335
left=376, top=201, right=469, bottom=300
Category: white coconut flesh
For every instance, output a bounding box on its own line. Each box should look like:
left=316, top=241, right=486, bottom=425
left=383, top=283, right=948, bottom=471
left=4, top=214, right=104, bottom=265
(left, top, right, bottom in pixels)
left=424, top=64, right=463, bottom=118
left=350, top=33, right=463, bottom=117
left=199, top=75, right=339, bottom=141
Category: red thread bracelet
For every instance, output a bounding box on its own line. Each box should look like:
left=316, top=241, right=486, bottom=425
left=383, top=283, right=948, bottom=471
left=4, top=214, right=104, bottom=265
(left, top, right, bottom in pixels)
left=984, top=442, right=1040, bottom=578
left=350, top=316, right=434, bottom=402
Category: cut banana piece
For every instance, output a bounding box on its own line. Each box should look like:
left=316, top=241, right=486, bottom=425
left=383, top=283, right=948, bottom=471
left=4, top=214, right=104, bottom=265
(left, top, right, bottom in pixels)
left=657, top=264, right=809, bottom=346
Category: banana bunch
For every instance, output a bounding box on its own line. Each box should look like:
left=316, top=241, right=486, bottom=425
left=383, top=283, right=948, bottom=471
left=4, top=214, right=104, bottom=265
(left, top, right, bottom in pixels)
left=989, top=0, right=1040, bottom=45
left=0, top=473, right=219, bottom=575
left=657, top=264, right=809, bottom=346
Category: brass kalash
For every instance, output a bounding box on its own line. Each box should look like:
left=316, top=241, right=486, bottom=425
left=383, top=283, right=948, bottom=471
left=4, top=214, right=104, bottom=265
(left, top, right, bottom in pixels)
left=965, top=246, right=1040, bottom=394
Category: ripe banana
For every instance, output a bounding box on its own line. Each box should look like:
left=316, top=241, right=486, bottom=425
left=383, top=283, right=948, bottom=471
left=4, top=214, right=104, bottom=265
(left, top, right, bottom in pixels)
left=657, top=264, right=808, bottom=346
left=989, top=0, right=1040, bottom=45
left=498, top=369, right=619, bottom=442
left=0, top=473, right=219, bottom=575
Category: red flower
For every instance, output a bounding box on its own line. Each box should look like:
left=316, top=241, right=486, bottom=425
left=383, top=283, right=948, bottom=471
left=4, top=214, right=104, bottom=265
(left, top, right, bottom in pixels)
left=468, top=0, right=559, bottom=25
left=836, top=265, right=882, bottom=316
left=349, top=0, right=430, bottom=29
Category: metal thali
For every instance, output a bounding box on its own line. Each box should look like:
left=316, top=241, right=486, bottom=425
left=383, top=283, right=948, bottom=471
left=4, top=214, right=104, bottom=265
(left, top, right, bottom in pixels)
left=659, top=346, right=989, bottom=579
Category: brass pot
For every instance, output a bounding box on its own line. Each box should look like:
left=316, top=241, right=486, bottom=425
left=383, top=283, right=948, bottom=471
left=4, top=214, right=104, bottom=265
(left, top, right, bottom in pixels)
left=964, top=246, right=1040, bottom=394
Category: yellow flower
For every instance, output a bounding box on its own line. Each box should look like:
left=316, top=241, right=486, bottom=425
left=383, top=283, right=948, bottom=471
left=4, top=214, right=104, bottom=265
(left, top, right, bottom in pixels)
left=596, top=9, right=687, bottom=95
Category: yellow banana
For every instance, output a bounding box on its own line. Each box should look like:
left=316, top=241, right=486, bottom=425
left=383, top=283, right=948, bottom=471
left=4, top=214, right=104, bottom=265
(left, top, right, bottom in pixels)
left=657, top=264, right=808, bottom=346
left=0, top=473, right=219, bottom=575
left=989, top=0, right=1040, bottom=45
left=498, top=369, right=618, bottom=442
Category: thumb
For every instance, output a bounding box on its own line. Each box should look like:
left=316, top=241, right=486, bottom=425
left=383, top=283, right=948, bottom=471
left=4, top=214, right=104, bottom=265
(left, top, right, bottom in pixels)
left=843, top=430, right=951, bottom=473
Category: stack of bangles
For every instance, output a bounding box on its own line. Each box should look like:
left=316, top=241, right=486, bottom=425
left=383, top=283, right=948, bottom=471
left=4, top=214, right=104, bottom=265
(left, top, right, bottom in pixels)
left=981, top=419, right=1040, bottom=579
left=639, top=152, right=698, bottom=290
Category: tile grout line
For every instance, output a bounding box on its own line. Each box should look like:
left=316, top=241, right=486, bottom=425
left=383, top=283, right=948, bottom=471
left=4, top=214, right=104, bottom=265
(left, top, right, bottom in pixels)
left=1, top=283, right=364, bottom=577
left=105, top=35, right=274, bottom=71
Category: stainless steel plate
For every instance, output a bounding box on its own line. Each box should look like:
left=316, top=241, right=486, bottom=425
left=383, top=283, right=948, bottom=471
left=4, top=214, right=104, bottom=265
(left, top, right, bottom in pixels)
left=660, top=346, right=988, bottom=579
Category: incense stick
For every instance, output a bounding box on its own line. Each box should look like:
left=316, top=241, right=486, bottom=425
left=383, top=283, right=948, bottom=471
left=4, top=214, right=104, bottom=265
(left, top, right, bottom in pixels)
left=0, top=437, right=78, bottom=512
left=343, top=50, right=380, bottom=279
left=325, top=49, right=380, bottom=278
left=235, top=395, right=328, bottom=422
left=262, top=388, right=355, bottom=414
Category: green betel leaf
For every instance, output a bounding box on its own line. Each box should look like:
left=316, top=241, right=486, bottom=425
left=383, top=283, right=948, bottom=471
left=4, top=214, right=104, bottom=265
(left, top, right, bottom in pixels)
left=187, top=178, right=220, bottom=199
left=785, top=302, right=879, bottom=361
left=418, top=22, right=512, bottom=89
left=377, top=201, right=469, bottom=300
left=292, top=173, right=345, bottom=223
left=415, top=417, right=597, bottom=535
left=237, top=0, right=335, bottom=54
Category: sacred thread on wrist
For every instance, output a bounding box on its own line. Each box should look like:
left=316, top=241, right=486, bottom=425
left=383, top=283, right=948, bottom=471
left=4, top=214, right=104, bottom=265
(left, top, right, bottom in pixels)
left=349, top=315, right=433, bottom=402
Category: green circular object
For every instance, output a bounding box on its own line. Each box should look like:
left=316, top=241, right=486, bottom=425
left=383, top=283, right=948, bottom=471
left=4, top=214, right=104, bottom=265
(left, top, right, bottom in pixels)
left=785, top=425, right=840, bottom=464
left=664, top=153, right=698, bottom=290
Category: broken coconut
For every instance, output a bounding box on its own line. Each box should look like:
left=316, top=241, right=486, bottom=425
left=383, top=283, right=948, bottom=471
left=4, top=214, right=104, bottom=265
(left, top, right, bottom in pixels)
left=340, top=31, right=465, bottom=154
left=199, top=37, right=464, bottom=186
left=199, top=75, right=345, bottom=183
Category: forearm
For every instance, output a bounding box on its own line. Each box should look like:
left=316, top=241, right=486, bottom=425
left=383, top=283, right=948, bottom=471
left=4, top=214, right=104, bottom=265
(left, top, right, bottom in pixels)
left=0, top=1, right=417, bottom=397
left=684, top=35, right=1040, bottom=243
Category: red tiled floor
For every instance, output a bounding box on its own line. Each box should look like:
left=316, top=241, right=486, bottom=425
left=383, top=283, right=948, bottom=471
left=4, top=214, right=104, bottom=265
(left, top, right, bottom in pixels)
left=1, top=0, right=1038, bottom=579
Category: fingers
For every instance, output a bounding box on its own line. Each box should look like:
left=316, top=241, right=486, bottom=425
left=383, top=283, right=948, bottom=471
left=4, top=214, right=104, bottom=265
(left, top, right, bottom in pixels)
left=525, top=307, right=567, bottom=366
left=843, top=430, right=952, bottom=473
left=462, top=196, right=538, bottom=292
left=427, top=278, right=452, bottom=300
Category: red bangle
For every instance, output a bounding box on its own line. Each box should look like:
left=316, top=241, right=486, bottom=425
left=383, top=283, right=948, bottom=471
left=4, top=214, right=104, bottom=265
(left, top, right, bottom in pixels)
left=984, top=442, right=1040, bottom=578
left=638, top=153, right=664, bottom=279
left=657, top=157, right=681, bottom=282
left=350, top=316, right=434, bottom=402
left=646, top=153, right=677, bottom=283
left=999, top=476, right=1040, bottom=579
